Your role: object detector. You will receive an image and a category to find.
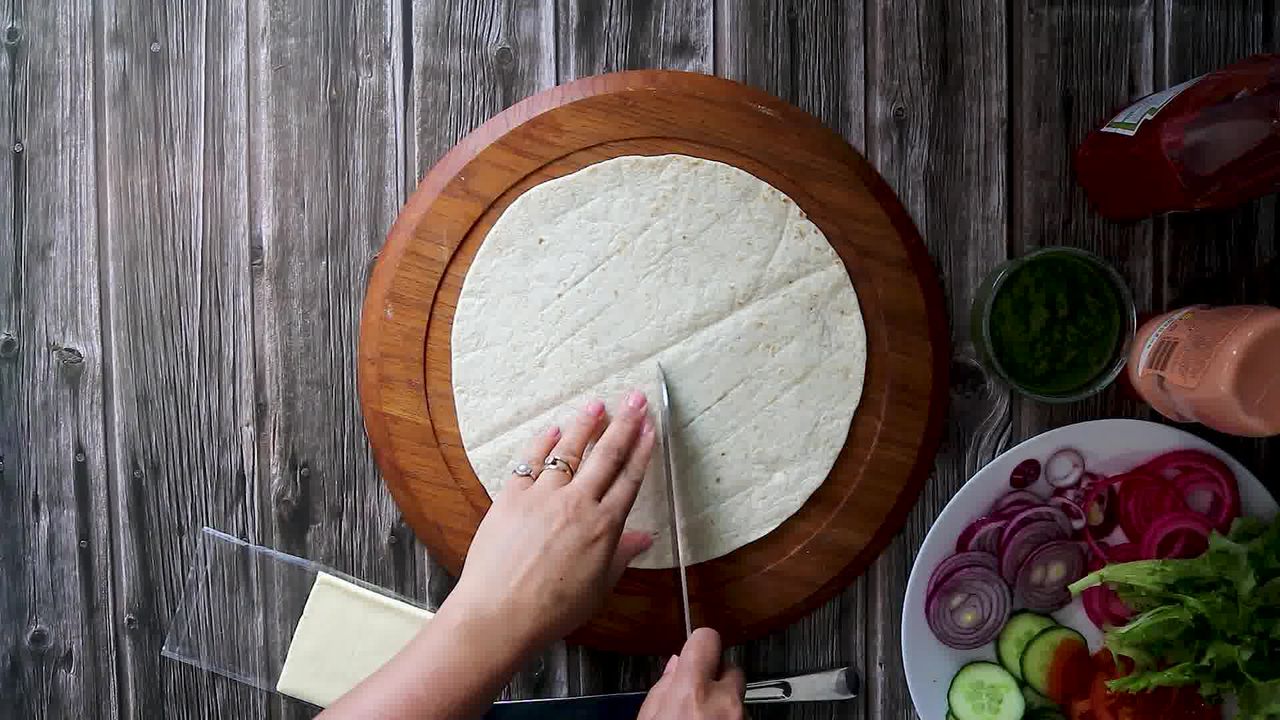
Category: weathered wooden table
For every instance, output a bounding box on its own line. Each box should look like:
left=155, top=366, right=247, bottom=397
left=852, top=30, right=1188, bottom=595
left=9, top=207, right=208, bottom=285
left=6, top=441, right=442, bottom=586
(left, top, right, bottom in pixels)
left=3, top=2, right=1276, bottom=718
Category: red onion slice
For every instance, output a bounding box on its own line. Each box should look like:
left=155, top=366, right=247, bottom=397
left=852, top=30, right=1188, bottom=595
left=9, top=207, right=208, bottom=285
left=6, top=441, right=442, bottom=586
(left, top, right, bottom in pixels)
left=990, top=489, right=1045, bottom=517
left=1001, top=504, right=1074, bottom=541
left=925, top=565, right=1011, bottom=649
left=1048, top=496, right=1087, bottom=531
left=1103, top=588, right=1133, bottom=622
left=1046, top=448, right=1086, bottom=488
left=1142, top=449, right=1239, bottom=532
left=1105, top=542, right=1142, bottom=563
left=1014, top=540, right=1087, bottom=612
left=1173, top=470, right=1239, bottom=533
left=1118, top=472, right=1187, bottom=541
left=1010, top=458, right=1042, bottom=489
left=1177, top=472, right=1222, bottom=515
left=1082, top=585, right=1110, bottom=628
left=1081, top=474, right=1127, bottom=559
left=1081, top=553, right=1133, bottom=629
left=966, top=519, right=1008, bottom=555
left=999, top=517, right=1069, bottom=584
left=956, top=517, right=1008, bottom=554
left=1052, top=483, right=1086, bottom=505
left=926, top=550, right=1000, bottom=599
left=1141, top=511, right=1214, bottom=559
left=1143, top=448, right=1235, bottom=482
left=1083, top=483, right=1118, bottom=536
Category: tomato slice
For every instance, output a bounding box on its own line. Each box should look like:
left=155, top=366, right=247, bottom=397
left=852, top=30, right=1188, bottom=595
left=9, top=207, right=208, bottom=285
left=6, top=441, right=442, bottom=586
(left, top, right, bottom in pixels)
left=1070, top=696, right=1097, bottom=720
left=1088, top=672, right=1118, bottom=720
left=1042, top=637, right=1095, bottom=703
left=1086, top=650, right=1221, bottom=720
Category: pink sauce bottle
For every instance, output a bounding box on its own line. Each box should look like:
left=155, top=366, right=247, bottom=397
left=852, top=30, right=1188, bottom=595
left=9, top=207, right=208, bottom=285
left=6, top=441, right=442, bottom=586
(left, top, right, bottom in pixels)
left=1128, top=305, right=1280, bottom=437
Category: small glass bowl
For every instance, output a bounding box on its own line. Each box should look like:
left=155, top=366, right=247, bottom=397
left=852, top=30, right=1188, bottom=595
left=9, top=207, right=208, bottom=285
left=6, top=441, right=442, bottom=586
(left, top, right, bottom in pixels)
left=971, top=247, right=1137, bottom=403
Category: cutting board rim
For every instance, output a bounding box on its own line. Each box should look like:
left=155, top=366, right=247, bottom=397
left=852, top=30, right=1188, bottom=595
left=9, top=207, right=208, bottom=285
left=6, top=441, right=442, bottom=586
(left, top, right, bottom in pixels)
left=358, top=69, right=950, bottom=654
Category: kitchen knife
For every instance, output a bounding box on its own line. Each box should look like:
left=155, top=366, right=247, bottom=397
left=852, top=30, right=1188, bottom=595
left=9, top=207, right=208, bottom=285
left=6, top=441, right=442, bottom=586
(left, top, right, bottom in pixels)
left=482, top=666, right=860, bottom=719
left=655, top=362, right=693, bottom=638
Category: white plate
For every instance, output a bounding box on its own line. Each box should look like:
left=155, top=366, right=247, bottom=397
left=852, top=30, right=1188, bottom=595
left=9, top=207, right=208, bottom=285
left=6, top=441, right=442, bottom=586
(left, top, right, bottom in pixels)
left=902, top=419, right=1278, bottom=719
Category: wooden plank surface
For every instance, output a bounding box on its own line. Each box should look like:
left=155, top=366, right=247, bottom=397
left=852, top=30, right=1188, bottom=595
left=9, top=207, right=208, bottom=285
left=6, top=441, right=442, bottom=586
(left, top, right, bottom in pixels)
left=248, top=2, right=418, bottom=717
left=716, top=3, right=867, bottom=719
left=5, top=1, right=1280, bottom=717
left=95, top=1, right=264, bottom=716
left=0, top=2, right=117, bottom=717
left=864, top=2, right=1011, bottom=717
left=558, top=0, right=713, bottom=79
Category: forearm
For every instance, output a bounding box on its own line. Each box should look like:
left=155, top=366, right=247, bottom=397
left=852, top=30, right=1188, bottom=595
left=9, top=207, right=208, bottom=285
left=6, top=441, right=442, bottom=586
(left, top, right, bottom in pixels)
left=319, top=600, right=534, bottom=720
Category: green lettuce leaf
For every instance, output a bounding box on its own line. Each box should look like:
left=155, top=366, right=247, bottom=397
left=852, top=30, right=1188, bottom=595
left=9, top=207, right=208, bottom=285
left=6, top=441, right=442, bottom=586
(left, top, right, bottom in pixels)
left=1239, top=679, right=1280, bottom=718
left=1071, top=515, right=1280, bottom=718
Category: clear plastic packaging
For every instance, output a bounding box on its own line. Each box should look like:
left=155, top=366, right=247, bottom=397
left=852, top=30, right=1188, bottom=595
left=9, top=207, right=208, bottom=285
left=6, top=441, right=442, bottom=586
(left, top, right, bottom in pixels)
left=162, top=527, right=431, bottom=701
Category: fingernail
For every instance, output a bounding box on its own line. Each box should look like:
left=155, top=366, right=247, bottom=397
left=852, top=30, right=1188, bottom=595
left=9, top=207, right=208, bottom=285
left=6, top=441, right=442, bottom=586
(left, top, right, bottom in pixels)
left=585, top=400, right=605, bottom=416
left=663, top=655, right=679, bottom=675
left=545, top=425, right=561, bottom=439
left=641, top=418, right=654, bottom=435
left=626, top=390, right=647, bottom=410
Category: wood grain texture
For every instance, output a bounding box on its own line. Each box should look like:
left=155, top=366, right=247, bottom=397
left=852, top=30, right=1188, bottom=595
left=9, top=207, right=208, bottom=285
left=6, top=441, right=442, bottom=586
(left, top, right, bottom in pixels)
left=96, top=1, right=263, bottom=715
left=1011, top=0, right=1157, bottom=436
left=410, top=0, right=555, bottom=180
left=0, top=2, right=117, bottom=717
left=408, top=0, right=561, bottom=700
left=716, top=3, right=868, bottom=718
left=359, top=70, right=950, bottom=656
left=248, top=1, right=418, bottom=717
left=557, top=0, right=713, bottom=79
left=555, top=0, right=715, bottom=696
left=1154, top=0, right=1280, bottom=486
left=716, top=0, right=864, bottom=149
left=864, top=1, right=1011, bottom=717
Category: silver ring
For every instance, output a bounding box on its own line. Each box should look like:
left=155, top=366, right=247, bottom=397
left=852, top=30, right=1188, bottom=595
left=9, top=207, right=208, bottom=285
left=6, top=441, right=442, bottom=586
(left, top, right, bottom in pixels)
left=513, top=463, right=536, bottom=478
left=542, top=455, right=575, bottom=480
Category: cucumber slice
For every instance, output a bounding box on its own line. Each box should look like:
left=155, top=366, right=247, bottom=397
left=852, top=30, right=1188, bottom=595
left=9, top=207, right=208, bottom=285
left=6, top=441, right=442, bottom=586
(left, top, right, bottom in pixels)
left=1021, top=684, right=1057, bottom=712
left=947, top=713, right=959, bottom=720
left=1020, top=626, right=1090, bottom=704
left=997, top=611, right=1057, bottom=680
left=946, top=662, right=1025, bottom=720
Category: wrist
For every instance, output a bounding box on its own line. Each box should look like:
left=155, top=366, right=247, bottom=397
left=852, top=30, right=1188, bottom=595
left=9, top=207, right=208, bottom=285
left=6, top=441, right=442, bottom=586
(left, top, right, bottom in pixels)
left=432, top=587, right=544, bottom=668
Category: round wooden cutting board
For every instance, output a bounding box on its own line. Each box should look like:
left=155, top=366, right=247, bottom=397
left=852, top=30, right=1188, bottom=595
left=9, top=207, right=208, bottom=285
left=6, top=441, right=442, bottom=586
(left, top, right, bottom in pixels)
left=358, top=70, right=950, bottom=654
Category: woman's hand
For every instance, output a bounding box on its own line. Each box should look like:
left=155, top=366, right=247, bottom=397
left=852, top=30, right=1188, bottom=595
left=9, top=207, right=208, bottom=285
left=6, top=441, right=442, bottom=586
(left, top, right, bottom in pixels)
left=639, top=628, right=746, bottom=720
left=320, top=392, right=657, bottom=720
left=446, top=390, right=658, bottom=650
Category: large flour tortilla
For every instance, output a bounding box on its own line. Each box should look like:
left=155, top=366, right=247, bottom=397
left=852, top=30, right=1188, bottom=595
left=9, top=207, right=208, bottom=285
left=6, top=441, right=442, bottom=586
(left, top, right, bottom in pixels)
left=452, top=154, right=866, bottom=569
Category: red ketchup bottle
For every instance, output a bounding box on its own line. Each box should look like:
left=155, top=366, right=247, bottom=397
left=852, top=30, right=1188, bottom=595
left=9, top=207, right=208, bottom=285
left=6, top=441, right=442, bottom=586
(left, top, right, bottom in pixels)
left=1076, top=54, right=1280, bottom=221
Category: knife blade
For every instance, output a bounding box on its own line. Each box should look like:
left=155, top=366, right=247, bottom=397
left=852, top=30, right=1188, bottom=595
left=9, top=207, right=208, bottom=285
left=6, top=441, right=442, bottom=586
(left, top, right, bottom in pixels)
left=482, top=666, right=860, bottom=719
left=655, top=362, right=692, bottom=638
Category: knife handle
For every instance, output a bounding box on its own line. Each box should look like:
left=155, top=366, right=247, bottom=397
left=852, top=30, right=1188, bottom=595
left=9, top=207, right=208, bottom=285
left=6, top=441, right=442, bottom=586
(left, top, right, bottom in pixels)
left=483, top=666, right=860, bottom=717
